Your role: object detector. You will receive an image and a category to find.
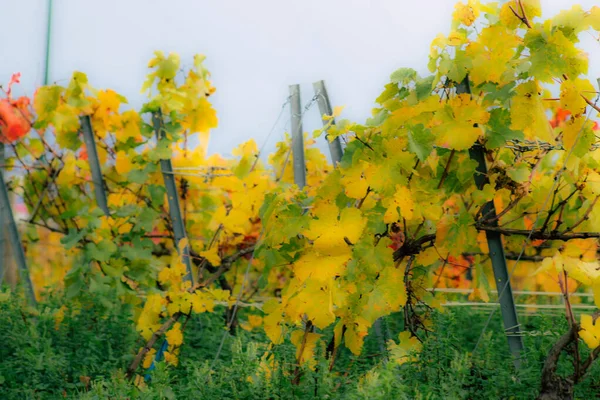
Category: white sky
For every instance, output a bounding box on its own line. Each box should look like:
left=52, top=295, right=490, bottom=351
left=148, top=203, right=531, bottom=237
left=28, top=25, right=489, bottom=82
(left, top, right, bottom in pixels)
left=1, top=0, right=599, bottom=159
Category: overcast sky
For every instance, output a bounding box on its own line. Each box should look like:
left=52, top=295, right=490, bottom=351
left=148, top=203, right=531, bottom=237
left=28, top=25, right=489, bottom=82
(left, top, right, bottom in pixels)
left=2, top=0, right=599, bottom=159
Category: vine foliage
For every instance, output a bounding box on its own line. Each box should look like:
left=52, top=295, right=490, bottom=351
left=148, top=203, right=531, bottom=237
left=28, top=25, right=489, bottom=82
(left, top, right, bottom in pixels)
left=1, top=0, right=600, bottom=390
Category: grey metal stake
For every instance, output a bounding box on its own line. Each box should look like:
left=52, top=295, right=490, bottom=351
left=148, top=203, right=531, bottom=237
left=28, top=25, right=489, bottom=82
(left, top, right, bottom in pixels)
left=312, top=80, right=344, bottom=165
left=152, top=111, right=193, bottom=284
left=289, top=85, right=306, bottom=189
left=80, top=116, right=110, bottom=216
left=0, top=165, right=37, bottom=306
left=0, top=143, right=5, bottom=283
left=458, top=77, right=524, bottom=368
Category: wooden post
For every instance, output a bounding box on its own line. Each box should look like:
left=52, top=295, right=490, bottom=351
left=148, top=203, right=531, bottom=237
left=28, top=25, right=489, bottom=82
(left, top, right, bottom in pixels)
left=289, top=85, right=306, bottom=189
left=459, top=77, right=524, bottom=368
left=312, top=80, right=344, bottom=165
left=0, top=163, right=37, bottom=306
left=80, top=116, right=110, bottom=216
left=152, top=110, right=193, bottom=284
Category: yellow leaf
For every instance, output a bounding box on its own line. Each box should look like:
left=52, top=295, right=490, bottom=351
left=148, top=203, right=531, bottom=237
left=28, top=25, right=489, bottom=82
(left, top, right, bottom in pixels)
left=53, top=103, right=80, bottom=135
left=248, top=315, right=263, bottom=328
left=163, top=350, right=179, bottom=366
left=384, top=185, right=415, bottom=223
left=510, top=80, right=553, bottom=142
left=344, top=319, right=369, bottom=355
left=563, top=258, right=600, bottom=286
left=447, top=30, right=468, bottom=46
left=207, top=288, right=231, bottom=302
left=293, top=251, right=349, bottom=283
left=341, top=161, right=369, bottom=199
left=263, top=300, right=284, bottom=344
left=580, top=314, right=600, bottom=349
left=166, top=322, right=183, bottom=346
left=340, top=208, right=367, bottom=243
left=285, top=280, right=335, bottom=329
left=466, top=25, right=521, bottom=86
left=586, top=170, right=600, bottom=196
left=433, top=94, right=489, bottom=150
left=388, top=331, right=422, bottom=365
left=200, top=248, right=221, bottom=266
left=181, top=97, right=218, bottom=133
left=115, top=151, right=133, bottom=175
left=332, top=105, right=344, bottom=118
left=452, top=0, right=480, bottom=27
left=177, top=238, right=189, bottom=254
left=305, top=204, right=366, bottom=253
left=561, top=115, right=587, bottom=152
left=587, top=6, right=600, bottom=31
left=142, top=348, right=157, bottom=369
left=117, top=110, right=142, bottom=143
left=290, top=330, right=321, bottom=369
left=560, top=79, right=595, bottom=115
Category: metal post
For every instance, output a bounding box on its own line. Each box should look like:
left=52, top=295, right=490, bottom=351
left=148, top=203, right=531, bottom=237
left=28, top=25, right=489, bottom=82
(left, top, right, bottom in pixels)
left=312, top=80, right=344, bottom=165
left=0, top=167, right=36, bottom=306
left=289, top=85, right=306, bottom=189
left=458, top=77, right=524, bottom=368
left=80, top=116, right=110, bottom=216
left=0, top=143, right=5, bottom=283
left=44, top=0, right=53, bottom=85
left=152, top=111, right=193, bottom=283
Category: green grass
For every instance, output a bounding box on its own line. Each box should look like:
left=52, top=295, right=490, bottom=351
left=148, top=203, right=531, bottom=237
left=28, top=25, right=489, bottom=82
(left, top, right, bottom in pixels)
left=1, top=288, right=600, bottom=399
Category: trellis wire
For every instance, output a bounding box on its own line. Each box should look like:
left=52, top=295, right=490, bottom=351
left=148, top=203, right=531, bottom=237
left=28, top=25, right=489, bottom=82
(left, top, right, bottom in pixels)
left=277, top=91, right=319, bottom=181
left=253, top=95, right=292, bottom=167
left=431, top=287, right=594, bottom=298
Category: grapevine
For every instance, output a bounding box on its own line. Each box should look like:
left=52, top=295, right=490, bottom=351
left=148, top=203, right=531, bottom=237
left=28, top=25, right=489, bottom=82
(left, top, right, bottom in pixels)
left=1, top=1, right=600, bottom=393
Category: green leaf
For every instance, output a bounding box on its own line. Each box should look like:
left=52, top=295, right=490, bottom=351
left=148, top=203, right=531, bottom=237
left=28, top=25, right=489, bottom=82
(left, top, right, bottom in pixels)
left=136, top=208, right=159, bottom=232
left=572, top=122, right=595, bottom=158
left=507, top=162, right=530, bottom=183
left=390, top=68, right=417, bottom=85
left=56, top=130, right=82, bottom=151
left=147, top=184, right=166, bottom=206
left=481, top=81, right=516, bottom=104
left=366, top=109, right=388, bottom=127
left=86, top=240, right=117, bottom=262
left=485, top=108, right=524, bottom=149
left=33, top=85, right=62, bottom=120
left=233, top=156, right=252, bottom=179
left=66, top=275, right=84, bottom=299
left=127, top=163, right=157, bottom=184
left=354, top=236, right=393, bottom=276
left=65, top=71, right=91, bottom=108
left=439, top=50, right=471, bottom=84
left=415, top=76, right=435, bottom=100
left=141, top=122, right=155, bottom=138
left=524, top=28, right=587, bottom=83
left=148, top=138, right=172, bottom=161
left=121, top=236, right=153, bottom=261
left=407, top=124, right=435, bottom=162
left=61, top=229, right=85, bottom=249
left=255, top=245, right=289, bottom=288
left=376, top=83, right=399, bottom=104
